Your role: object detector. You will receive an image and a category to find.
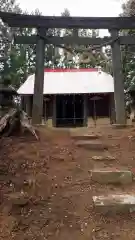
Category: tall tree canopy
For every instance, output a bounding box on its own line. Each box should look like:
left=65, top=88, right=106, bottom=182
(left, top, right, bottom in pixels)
left=0, top=0, right=35, bottom=87
left=120, top=0, right=135, bottom=91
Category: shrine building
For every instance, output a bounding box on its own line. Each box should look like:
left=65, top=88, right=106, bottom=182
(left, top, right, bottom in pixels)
left=17, top=68, right=115, bottom=127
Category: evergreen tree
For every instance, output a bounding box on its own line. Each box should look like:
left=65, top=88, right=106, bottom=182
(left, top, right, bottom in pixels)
left=120, top=0, right=135, bottom=90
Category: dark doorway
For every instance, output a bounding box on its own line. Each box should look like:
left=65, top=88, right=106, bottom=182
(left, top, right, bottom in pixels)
left=56, top=94, right=84, bottom=127
left=88, top=94, right=110, bottom=118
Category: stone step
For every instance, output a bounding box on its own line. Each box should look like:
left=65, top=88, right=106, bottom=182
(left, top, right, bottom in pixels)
left=71, top=133, right=102, bottom=141
left=75, top=140, right=108, bottom=151
left=93, top=194, right=135, bottom=214
left=91, top=168, right=132, bottom=184
left=112, top=124, right=133, bottom=129
left=92, top=156, right=115, bottom=161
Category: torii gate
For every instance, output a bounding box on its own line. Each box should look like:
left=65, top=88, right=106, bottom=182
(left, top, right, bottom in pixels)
left=1, top=12, right=135, bottom=125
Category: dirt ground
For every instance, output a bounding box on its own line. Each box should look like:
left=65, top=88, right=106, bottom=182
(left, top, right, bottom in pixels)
left=1, top=121, right=135, bottom=239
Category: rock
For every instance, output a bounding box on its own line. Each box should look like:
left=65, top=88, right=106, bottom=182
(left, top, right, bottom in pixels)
left=91, top=168, right=132, bottom=184
left=6, top=192, right=29, bottom=207
left=76, top=140, right=108, bottom=151
left=92, top=156, right=115, bottom=161
left=93, top=194, right=135, bottom=214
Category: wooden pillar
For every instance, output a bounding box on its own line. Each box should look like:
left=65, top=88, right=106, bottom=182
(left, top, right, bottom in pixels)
left=83, top=95, right=88, bottom=126
left=44, top=99, right=46, bottom=122
left=20, top=96, right=25, bottom=110
left=32, top=28, right=45, bottom=124
left=110, top=93, right=116, bottom=124
left=52, top=95, right=56, bottom=127
left=110, top=29, right=126, bottom=125
left=23, top=95, right=27, bottom=112
left=26, top=95, right=32, bottom=117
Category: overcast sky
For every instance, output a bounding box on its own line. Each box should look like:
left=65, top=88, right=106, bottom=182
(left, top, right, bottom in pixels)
left=16, top=0, right=127, bottom=36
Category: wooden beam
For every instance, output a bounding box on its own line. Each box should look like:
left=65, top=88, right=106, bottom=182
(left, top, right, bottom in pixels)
left=14, top=35, right=135, bottom=46
left=32, top=31, right=45, bottom=124
left=120, top=36, right=135, bottom=45
left=110, top=29, right=126, bottom=125
left=1, top=11, right=135, bottom=29
left=14, top=36, right=37, bottom=44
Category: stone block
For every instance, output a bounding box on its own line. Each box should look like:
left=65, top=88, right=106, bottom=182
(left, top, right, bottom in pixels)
left=46, top=118, right=53, bottom=127
left=91, top=168, right=132, bottom=184
left=93, top=194, right=135, bottom=214
left=76, top=140, right=108, bottom=151
left=112, top=124, right=133, bottom=129
left=92, top=156, right=115, bottom=161
left=71, top=134, right=102, bottom=141
left=6, top=192, right=29, bottom=207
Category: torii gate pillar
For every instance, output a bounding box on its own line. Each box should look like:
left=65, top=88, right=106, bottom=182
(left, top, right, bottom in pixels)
left=110, top=29, right=126, bottom=125
left=32, top=28, right=45, bottom=124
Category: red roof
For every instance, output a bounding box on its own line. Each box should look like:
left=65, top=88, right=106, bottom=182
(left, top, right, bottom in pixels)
left=44, top=68, right=98, bottom=72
